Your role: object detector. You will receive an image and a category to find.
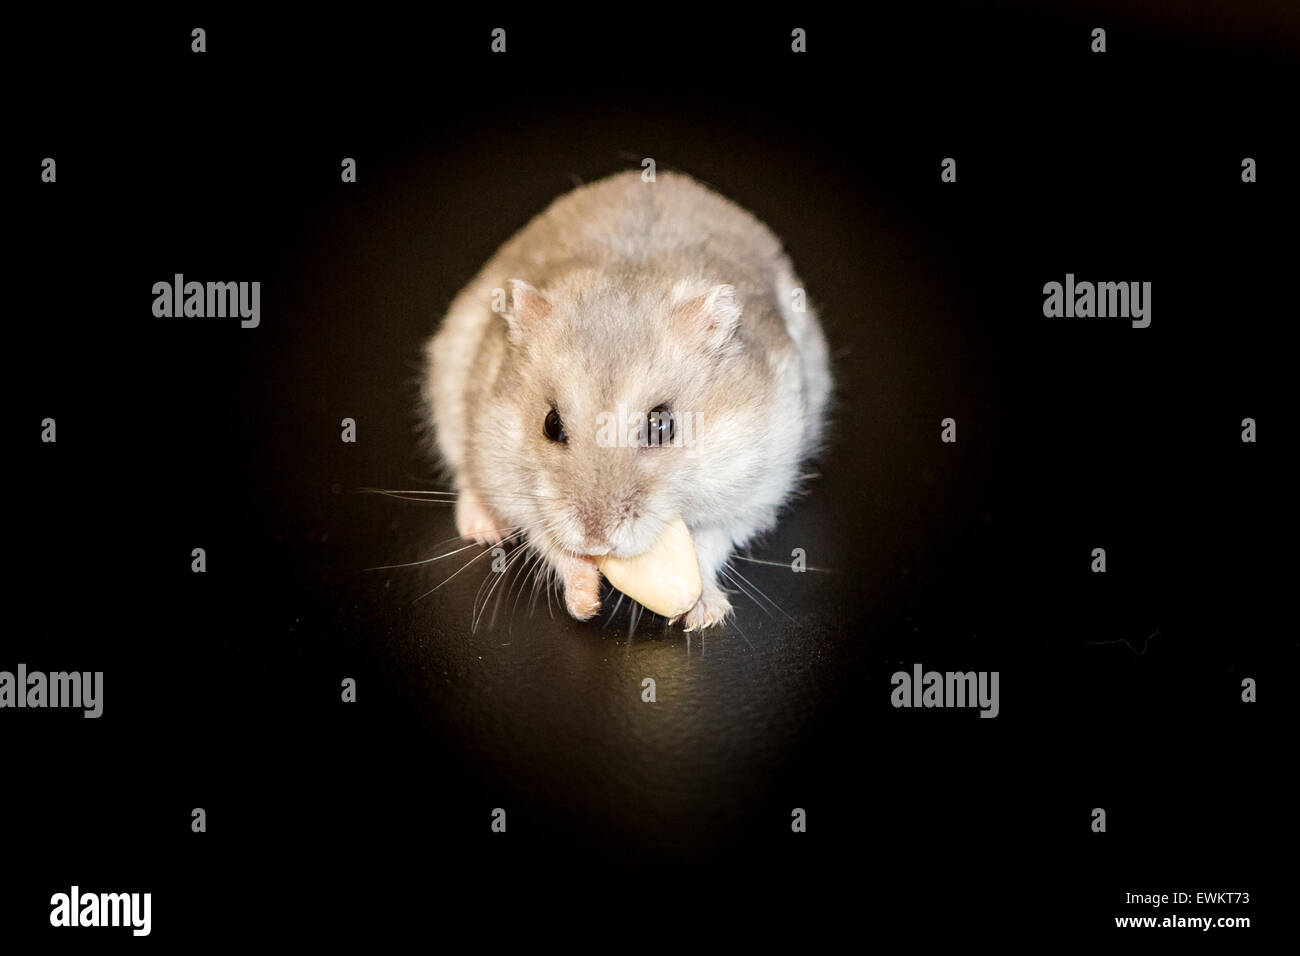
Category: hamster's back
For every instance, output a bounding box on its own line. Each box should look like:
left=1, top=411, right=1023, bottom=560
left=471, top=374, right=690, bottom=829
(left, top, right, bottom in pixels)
left=426, top=170, right=831, bottom=473
left=495, top=170, right=790, bottom=293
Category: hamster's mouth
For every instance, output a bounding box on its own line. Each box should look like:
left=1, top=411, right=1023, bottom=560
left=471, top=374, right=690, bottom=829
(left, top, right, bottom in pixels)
left=542, top=537, right=608, bottom=562
left=542, top=532, right=621, bottom=560
left=586, top=516, right=703, bottom=618
left=555, top=543, right=642, bottom=563
left=567, top=546, right=611, bottom=559
left=559, top=542, right=652, bottom=561
left=539, top=527, right=656, bottom=562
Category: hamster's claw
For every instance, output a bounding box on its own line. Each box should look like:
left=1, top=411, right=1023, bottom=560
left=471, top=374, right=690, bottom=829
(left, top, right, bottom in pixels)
left=565, top=589, right=603, bottom=621
left=560, top=555, right=603, bottom=621
left=679, top=587, right=733, bottom=632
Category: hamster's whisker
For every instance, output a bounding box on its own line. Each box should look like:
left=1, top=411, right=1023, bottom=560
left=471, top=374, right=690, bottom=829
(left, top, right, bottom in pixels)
left=359, top=488, right=465, bottom=502
left=504, top=544, right=535, bottom=608
left=365, top=534, right=509, bottom=571
left=718, top=566, right=775, bottom=621
left=479, top=490, right=562, bottom=501
left=602, top=590, right=627, bottom=629
left=636, top=508, right=840, bottom=576
left=532, top=557, right=552, bottom=619
left=509, top=548, right=546, bottom=632
left=410, top=529, right=526, bottom=604
left=360, top=487, right=460, bottom=496
left=495, top=543, right=538, bottom=630
left=730, top=553, right=838, bottom=573
left=472, top=540, right=528, bottom=633
left=722, top=562, right=798, bottom=626
left=497, top=547, right=530, bottom=631
left=470, top=550, right=504, bottom=632
left=533, top=518, right=573, bottom=554
left=360, top=529, right=472, bottom=570
left=541, top=564, right=556, bottom=620
left=542, top=557, right=561, bottom=620
left=359, top=486, right=564, bottom=505
left=482, top=539, right=533, bottom=632
left=528, top=557, right=548, bottom=618
left=365, top=492, right=460, bottom=504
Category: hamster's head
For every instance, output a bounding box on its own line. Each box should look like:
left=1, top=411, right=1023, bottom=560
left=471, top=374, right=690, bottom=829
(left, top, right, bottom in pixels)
left=472, top=271, right=784, bottom=562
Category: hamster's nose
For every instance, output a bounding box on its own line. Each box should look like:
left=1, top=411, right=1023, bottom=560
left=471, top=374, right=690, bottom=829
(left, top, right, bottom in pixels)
left=576, top=511, right=611, bottom=555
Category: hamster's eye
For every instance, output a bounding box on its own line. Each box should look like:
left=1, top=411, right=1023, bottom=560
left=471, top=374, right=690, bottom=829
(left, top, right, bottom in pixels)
left=646, top=405, right=675, bottom=447
left=544, top=407, right=567, bottom=443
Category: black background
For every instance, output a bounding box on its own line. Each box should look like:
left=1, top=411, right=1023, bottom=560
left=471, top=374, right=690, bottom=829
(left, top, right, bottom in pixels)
left=8, top=3, right=1294, bottom=944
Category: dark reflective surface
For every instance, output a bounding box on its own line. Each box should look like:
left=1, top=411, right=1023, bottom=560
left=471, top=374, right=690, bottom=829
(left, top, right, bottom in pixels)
left=12, top=6, right=1291, bottom=941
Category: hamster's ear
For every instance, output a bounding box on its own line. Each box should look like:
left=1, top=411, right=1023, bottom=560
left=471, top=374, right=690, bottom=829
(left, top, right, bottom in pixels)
left=671, top=283, right=741, bottom=351
left=502, top=279, right=552, bottom=341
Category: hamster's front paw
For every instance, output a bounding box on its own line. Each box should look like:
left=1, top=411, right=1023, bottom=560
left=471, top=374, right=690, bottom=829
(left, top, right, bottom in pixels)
left=559, top=555, right=603, bottom=621
left=677, top=584, right=733, bottom=631
left=455, top=487, right=506, bottom=545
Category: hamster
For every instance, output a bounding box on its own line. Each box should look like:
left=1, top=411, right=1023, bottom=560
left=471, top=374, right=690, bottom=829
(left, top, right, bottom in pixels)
left=422, top=170, right=831, bottom=630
